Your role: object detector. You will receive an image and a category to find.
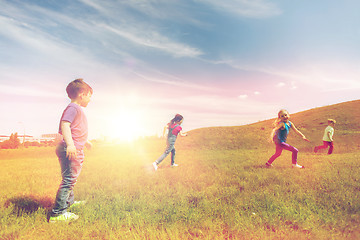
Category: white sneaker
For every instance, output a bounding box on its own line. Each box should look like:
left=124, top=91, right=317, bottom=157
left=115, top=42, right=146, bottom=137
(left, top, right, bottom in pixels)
left=49, top=212, right=79, bottom=223
left=153, top=162, right=158, bottom=171
left=70, top=201, right=86, bottom=209
left=265, top=162, right=273, bottom=168
left=171, top=163, right=178, bottom=167
left=292, top=164, right=304, bottom=169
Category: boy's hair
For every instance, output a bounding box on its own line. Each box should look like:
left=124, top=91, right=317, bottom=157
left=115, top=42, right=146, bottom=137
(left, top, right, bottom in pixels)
left=66, top=78, right=93, bottom=100
left=328, top=119, right=336, bottom=124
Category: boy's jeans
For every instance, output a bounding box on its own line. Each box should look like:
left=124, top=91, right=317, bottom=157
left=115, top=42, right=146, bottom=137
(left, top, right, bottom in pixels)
left=51, top=143, right=84, bottom=217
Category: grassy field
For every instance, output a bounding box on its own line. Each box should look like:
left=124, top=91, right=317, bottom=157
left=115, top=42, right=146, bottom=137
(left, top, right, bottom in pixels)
left=1, top=100, right=360, bottom=239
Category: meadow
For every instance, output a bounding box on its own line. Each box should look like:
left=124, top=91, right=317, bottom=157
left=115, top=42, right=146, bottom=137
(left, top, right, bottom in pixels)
left=1, top=100, right=360, bottom=239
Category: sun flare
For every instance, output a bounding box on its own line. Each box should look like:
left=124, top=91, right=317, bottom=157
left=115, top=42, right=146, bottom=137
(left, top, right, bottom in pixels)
left=105, top=110, right=144, bottom=142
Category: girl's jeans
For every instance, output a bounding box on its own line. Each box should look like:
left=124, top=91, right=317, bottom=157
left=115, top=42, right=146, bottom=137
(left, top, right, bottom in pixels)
left=51, top=143, right=84, bottom=217
left=268, top=141, right=298, bottom=165
left=315, top=141, right=334, bottom=154
left=156, top=136, right=176, bottom=165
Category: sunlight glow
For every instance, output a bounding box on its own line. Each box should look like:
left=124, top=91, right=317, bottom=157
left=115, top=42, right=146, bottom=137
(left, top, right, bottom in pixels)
left=105, top=109, right=145, bottom=142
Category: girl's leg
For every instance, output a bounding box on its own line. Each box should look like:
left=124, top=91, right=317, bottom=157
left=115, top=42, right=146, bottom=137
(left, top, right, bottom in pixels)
left=155, top=151, right=170, bottom=165
left=170, top=148, right=176, bottom=165
left=155, top=143, right=175, bottom=165
left=279, top=142, right=299, bottom=164
left=267, top=143, right=283, bottom=164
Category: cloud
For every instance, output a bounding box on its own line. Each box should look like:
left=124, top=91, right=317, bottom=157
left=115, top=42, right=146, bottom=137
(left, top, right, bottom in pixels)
left=152, top=94, right=274, bottom=116
left=290, top=81, right=297, bottom=90
left=0, top=84, right=62, bottom=98
left=1, top=0, right=203, bottom=62
left=80, top=0, right=210, bottom=28
left=277, top=82, right=285, bottom=88
left=195, top=0, right=282, bottom=18
left=238, top=94, right=248, bottom=99
left=322, top=86, right=360, bottom=92
left=102, top=24, right=203, bottom=58
left=78, top=0, right=203, bottom=58
left=219, top=57, right=360, bottom=92
left=0, top=14, right=102, bottom=72
left=132, top=71, right=215, bottom=91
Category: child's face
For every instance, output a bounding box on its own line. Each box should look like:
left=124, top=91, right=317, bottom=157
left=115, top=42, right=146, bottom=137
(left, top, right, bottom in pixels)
left=79, top=92, right=92, bottom=107
left=178, top=119, right=184, bottom=125
left=279, top=111, right=290, bottom=122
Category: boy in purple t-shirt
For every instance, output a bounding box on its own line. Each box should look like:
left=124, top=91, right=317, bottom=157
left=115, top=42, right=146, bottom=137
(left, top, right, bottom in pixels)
left=49, top=79, right=93, bottom=223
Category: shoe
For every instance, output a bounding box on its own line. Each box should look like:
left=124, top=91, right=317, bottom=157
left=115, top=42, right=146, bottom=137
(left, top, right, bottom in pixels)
left=153, top=162, right=158, bottom=171
left=171, top=163, right=178, bottom=167
left=292, top=164, right=304, bottom=169
left=49, top=212, right=79, bottom=223
left=265, top=162, right=273, bottom=168
left=70, top=201, right=86, bottom=209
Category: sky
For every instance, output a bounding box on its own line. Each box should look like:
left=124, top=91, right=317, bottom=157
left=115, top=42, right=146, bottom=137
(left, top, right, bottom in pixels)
left=0, top=0, right=359, bottom=141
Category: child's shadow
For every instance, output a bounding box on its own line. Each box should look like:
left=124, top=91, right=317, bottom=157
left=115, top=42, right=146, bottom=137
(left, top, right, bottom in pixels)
left=4, top=195, right=53, bottom=217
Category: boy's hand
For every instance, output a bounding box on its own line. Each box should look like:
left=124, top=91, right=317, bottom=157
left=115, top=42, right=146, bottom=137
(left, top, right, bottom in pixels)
left=85, top=141, right=93, bottom=149
left=66, top=145, right=77, bottom=161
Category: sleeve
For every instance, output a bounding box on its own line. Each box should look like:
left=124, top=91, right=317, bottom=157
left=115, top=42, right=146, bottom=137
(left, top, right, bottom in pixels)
left=61, top=106, right=78, bottom=123
left=172, top=125, right=182, bottom=135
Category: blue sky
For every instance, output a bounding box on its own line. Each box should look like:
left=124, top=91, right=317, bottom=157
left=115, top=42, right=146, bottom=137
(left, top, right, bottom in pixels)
left=0, top=0, right=359, bottom=140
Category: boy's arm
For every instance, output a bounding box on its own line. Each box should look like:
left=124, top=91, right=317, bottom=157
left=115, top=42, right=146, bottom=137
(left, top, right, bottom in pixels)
left=291, top=123, right=310, bottom=142
left=60, top=121, right=77, bottom=160
left=327, top=130, right=334, bottom=142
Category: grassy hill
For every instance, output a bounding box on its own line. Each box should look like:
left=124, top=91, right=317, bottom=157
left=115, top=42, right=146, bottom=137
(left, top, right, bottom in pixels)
left=1, top=100, right=360, bottom=239
left=181, top=99, right=360, bottom=153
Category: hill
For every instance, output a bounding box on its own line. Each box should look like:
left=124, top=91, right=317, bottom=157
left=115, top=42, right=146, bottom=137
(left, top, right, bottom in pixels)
left=181, top=99, right=360, bottom=153
left=1, top=100, right=360, bottom=239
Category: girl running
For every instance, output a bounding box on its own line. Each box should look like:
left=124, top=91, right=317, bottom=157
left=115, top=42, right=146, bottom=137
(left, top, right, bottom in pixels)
left=266, top=109, right=310, bottom=169
left=153, top=114, right=187, bottom=171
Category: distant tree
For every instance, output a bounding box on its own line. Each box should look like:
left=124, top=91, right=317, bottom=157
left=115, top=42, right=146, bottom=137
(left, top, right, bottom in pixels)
left=10, top=133, right=21, bottom=148
left=0, top=133, right=21, bottom=149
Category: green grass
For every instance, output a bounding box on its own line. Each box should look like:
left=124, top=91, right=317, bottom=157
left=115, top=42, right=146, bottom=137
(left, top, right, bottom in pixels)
left=1, top=141, right=360, bottom=239
left=1, top=100, right=360, bottom=239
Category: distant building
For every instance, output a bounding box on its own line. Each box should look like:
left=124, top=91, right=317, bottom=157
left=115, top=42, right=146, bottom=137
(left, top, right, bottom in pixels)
left=41, top=133, right=63, bottom=142
left=0, top=135, right=9, bottom=142
left=0, top=133, right=62, bottom=143
left=18, top=135, right=35, bottom=143
left=41, top=133, right=61, bottom=139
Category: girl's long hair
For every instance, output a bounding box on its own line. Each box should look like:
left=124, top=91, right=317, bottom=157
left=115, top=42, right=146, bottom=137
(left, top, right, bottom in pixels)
left=273, top=109, right=288, bottom=127
left=169, top=114, right=183, bottom=126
